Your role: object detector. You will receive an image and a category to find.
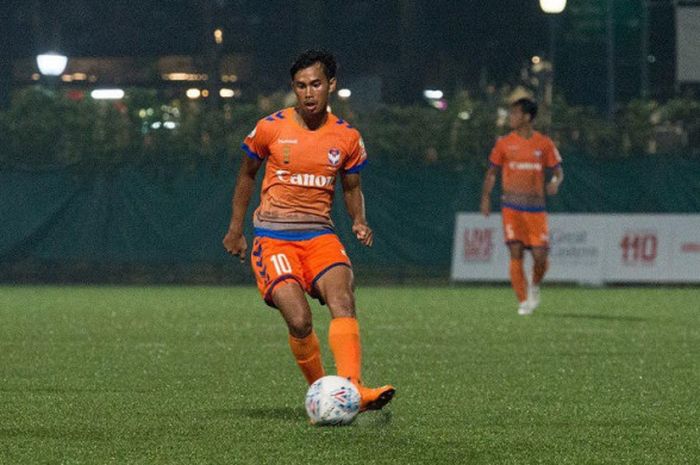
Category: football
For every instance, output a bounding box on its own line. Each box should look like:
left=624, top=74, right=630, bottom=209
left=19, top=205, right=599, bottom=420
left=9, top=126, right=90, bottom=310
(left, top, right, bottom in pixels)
left=305, top=375, right=361, bottom=426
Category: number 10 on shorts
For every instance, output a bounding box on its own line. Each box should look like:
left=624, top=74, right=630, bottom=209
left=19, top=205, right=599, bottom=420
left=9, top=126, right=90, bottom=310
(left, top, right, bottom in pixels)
left=270, top=253, right=292, bottom=275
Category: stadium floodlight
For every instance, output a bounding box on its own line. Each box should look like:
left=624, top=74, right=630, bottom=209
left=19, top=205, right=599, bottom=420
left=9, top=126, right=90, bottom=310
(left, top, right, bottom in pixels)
left=219, top=88, right=235, bottom=98
left=539, top=0, right=566, bottom=14
left=186, top=88, right=201, bottom=99
left=423, top=89, right=443, bottom=100
left=90, top=89, right=125, bottom=100
left=36, top=53, right=68, bottom=76
left=337, top=88, right=352, bottom=99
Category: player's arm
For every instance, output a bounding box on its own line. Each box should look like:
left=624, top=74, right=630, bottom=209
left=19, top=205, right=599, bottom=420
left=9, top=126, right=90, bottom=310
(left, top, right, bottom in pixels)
left=341, top=172, right=373, bottom=247
left=480, top=165, right=500, bottom=217
left=223, top=156, right=263, bottom=261
left=546, top=165, right=564, bottom=196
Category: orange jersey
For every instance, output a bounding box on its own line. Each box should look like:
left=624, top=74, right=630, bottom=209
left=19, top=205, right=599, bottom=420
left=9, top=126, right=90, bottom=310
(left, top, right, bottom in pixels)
left=242, top=108, right=367, bottom=235
left=488, top=131, right=561, bottom=211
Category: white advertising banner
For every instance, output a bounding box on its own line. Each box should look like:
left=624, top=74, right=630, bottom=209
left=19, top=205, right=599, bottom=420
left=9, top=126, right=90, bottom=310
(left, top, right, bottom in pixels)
left=451, top=213, right=700, bottom=283
left=450, top=213, right=509, bottom=281
left=605, top=215, right=700, bottom=282
left=548, top=214, right=608, bottom=284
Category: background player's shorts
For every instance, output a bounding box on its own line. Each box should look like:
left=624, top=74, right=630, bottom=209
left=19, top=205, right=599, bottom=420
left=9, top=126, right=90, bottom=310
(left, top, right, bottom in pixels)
left=501, top=207, right=549, bottom=248
left=250, top=233, right=352, bottom=307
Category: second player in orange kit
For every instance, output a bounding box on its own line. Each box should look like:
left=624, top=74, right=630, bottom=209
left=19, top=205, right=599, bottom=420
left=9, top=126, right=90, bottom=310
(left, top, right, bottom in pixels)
left=223, top=50, right=395, bottom=412
left=480, top=98, right=564, bottom=315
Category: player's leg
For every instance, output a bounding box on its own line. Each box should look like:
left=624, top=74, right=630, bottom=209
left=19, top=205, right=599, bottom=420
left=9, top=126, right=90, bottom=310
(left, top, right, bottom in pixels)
left=314, top=265, right=395, bottom=411
left=503, top=208, right=531, bottom=315
left=507, top=241, right=530, bottom=315
left=270, top=281, right=325, bottom=385
left=526, top=212, right=550, bottom=311
left=315, top=265, right=358, bottom=379
left=251, top=237, right=324, bottom=385
left=529, top=247, right=548, bottom=310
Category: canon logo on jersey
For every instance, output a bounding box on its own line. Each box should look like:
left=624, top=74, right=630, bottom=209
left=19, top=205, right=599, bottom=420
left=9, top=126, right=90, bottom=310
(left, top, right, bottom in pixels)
left=275, top=170, right=335, bottom=187
left=508, top=161, right=542, bottom=171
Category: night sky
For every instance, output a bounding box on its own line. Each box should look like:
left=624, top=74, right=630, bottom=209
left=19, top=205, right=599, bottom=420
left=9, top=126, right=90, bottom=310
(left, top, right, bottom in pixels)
left=2, top=0, right=678, bottom=106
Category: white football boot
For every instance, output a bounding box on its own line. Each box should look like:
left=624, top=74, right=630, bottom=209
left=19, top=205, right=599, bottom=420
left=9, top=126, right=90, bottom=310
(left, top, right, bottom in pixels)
left=528, top=284, right=541, bottom=311
left=517, top=301, right=533, bottom=316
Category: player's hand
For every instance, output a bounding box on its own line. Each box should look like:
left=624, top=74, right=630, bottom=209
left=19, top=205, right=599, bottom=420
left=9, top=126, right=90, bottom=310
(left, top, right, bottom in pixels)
left=352, top=222, right=374, bottom=247
left=546, top=181, right=559, bottom=196
left=222, top=230, right=248, bottom=262
left=480, top=196, right=491, bottom=217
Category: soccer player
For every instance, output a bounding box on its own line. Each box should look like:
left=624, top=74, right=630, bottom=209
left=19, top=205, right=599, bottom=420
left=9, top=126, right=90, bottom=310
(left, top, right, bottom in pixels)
left=222, top=50, right=395, bottom=411
left=480, top=98, right=564, bottom=315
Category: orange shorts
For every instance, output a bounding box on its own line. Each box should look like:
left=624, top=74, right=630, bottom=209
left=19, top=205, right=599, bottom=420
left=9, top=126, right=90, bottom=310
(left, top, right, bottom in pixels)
left=501, top=207, right=549, bottom=248
left=250, top=233, right=352, bottom=306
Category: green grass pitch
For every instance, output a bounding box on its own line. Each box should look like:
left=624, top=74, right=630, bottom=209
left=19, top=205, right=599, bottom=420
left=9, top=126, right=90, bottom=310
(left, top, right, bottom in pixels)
left=1, top=285, right=698, bottom=464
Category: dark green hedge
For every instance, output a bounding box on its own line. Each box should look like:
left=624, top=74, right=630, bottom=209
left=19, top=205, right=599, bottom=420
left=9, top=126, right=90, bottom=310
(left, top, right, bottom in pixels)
left=1, top=87, right=697, bottom=172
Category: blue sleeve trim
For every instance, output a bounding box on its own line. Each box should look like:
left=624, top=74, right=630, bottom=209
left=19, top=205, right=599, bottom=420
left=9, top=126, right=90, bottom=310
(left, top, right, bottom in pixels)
left=501, top=203, right=546, bottom=213
left=254, top=228, right=334, bottom=241
left=241, top=143, right=263, bottom=161
left=344, top=159, right=368, bottom=174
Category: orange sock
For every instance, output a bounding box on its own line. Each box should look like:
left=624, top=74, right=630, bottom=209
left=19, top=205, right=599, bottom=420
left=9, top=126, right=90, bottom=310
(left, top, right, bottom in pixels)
left=328, top=317, right=361, bottom=382
left=288, top=330, right=325, bottom=385
left=533, top=260, right=549, bottom=285
left=509, top=258, right=527, bottom=302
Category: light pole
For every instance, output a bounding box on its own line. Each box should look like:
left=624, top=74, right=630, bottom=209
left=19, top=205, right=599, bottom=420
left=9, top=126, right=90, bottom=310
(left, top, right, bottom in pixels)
left=539, top=0, right=566, bottom=129
left=539, top=0, right=567, bottom=79
left=606, top=0, right=615, bottom=120
left=640, top=0, right=650, bottom=98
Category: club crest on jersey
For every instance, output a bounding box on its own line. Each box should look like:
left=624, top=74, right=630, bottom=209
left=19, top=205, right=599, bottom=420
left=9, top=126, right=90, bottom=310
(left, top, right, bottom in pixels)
left=328, top=148, right=341, bottom=166
left=533, top=149, right=543, bottom=158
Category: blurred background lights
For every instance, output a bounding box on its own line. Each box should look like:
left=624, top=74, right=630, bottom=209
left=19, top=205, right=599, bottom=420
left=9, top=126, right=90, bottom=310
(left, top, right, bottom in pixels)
left=186, top=88, right=201, bottom=99
left=36, top=53, right=68, bottom=76
left=539, top=0, right=567, bottom=14
left=423, top=89, right=444, bottom=100
left=90, top=89, right=125, bottom=100
left=430, top=98, right=448, bottom=110
left=337, top=88, right=352, bottom=99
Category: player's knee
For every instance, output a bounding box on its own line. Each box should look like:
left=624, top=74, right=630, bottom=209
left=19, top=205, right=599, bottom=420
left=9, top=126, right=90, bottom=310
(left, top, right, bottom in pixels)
left=286, top=314, right=313, bottom=338
left=325, top=291, right=355, bottom=318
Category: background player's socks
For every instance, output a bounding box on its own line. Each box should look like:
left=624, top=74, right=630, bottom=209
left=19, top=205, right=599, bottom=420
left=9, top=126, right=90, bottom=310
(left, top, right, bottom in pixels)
left=328, top=316, right=361, bottom=381
left=509, top=258, right=528, bottom=303
left=288, top=330, right=325, bottom=385
left=533, top=259, right=548, bottom=285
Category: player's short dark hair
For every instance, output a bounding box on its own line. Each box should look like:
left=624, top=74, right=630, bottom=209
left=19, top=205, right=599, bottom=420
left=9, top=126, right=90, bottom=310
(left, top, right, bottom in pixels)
left=290, top=50, right=337, bottom=81
left=512, top=98, right=538, bottom=121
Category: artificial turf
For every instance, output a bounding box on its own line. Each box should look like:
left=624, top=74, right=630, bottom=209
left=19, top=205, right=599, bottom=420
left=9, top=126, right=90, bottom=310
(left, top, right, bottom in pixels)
left=0, top=285, right=698, bottom=464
